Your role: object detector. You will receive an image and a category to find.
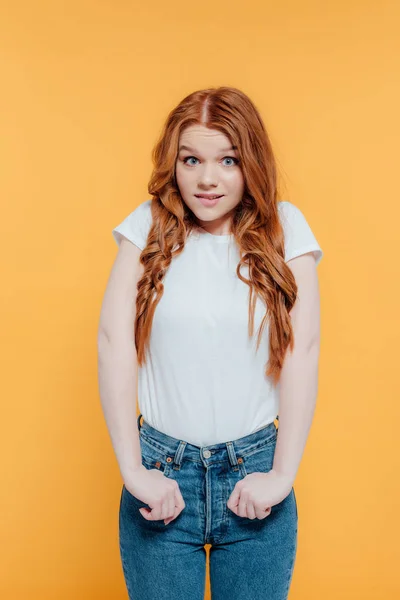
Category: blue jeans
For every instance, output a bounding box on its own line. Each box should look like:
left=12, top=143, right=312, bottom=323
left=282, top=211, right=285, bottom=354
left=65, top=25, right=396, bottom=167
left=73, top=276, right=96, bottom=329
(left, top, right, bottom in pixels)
left=119, top=414, right=298, bottom=599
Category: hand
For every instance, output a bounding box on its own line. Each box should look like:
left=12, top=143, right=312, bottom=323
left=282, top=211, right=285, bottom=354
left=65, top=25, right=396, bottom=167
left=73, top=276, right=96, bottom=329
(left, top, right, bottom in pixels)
left=227, top=469, right=293, bottom=520
left=124, top=465, right=185, bottom=525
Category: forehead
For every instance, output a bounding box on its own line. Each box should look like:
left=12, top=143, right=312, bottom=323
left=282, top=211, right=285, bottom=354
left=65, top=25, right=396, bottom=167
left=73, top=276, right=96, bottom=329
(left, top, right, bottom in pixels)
left=178, top=125, right=237, bottom=153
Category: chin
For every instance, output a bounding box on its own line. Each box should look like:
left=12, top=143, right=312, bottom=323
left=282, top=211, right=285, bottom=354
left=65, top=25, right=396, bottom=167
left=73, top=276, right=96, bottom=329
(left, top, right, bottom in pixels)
left=194, top=208, right=224, bottom=221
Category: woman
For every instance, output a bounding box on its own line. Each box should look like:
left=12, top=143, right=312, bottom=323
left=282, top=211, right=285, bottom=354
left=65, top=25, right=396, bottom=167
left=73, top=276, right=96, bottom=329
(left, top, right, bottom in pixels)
left=98, top=86, right=323, bottom=600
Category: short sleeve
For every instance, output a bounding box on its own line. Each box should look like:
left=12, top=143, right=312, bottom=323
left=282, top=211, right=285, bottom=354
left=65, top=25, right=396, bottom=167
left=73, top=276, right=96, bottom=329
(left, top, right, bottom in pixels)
left=278, top=201, right=323, bottom=265
left=112, top=199, right=152, bottom=250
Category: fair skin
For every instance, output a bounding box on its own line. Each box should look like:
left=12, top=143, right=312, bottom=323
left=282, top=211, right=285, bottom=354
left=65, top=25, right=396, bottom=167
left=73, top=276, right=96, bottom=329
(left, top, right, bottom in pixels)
left=175, top=124, right=245, bottom=235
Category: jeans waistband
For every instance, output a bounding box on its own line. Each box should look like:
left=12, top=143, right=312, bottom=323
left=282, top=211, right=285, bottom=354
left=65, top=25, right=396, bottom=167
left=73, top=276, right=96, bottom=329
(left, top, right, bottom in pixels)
left=136, top=413, right=278, bottom=467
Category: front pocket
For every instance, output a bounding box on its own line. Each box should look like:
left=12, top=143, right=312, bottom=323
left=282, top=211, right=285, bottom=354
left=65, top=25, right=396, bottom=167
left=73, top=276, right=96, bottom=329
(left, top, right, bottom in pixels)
left=141, top=455, right=170, bottom=476
left=238, top=436, right=277, bottom=477
left=139, top=434, right=171, bottom=477
left=123, top=483, right=149, bottom=506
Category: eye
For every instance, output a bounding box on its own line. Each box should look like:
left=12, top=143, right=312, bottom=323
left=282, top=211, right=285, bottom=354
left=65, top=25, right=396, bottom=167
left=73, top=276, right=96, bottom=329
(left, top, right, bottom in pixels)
left=222, top=156, right=240, bottom=166
left=182, top=156, right=199, bottom=166
left=182, top=156, right=239, bottom=167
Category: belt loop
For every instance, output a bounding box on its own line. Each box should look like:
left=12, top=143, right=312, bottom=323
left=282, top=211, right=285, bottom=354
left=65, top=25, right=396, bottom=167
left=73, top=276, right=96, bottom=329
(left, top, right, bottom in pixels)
left=225, top=441, right=239, bottom=467
left=171, top=441, right=187, bottom=470
left=137, top=413, right=142, bottom=431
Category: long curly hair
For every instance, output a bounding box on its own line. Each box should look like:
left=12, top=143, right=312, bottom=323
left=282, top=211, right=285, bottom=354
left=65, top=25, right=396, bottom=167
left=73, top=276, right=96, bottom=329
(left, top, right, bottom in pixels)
left=135, top=86, right=297, bottom=385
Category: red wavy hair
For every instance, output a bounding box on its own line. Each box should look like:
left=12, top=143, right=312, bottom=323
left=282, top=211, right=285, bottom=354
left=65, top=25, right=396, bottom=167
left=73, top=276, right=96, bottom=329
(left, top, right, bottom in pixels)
left=135, top=86, right=297, bottom=385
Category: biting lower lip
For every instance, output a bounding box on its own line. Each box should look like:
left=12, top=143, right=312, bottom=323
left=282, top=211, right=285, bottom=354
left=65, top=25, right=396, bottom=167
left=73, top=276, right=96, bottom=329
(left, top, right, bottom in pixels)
left=196, top=194, right=224, bottom=207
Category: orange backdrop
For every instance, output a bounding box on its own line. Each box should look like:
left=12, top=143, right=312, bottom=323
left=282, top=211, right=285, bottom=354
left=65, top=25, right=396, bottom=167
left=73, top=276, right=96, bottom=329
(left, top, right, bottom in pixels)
left=1, top=1, right=399, bottom=598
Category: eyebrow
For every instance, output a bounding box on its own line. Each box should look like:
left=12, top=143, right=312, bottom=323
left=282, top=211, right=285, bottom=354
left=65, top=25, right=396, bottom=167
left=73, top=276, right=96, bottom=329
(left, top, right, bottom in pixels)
left=178, top=144, right=238, bottom=153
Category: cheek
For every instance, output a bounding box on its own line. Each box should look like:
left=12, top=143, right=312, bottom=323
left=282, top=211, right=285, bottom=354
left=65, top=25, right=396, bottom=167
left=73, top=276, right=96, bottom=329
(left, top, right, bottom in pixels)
left=175, top=164, right=192, bottom=186
left=222, top=169, right=244, bottom=191
left=174, top=175, right=195, bottom=208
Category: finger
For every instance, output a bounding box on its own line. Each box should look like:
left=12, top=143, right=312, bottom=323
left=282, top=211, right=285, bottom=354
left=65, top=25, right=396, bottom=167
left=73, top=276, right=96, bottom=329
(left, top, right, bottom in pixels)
left=246, top=502, right=256, bottom=520
left=256, top=505, right=271, bottom=520
left=149, top=499, right=165, bottom=521
left=172, top=483, right=185, bottom=516
left=157, top=486, right=178, bottom=521
left=237, top=493, right=248, bottom=518
left=165, top=485, right=185, bottom=525
left=139, top=506, right=156, bottom=520
left=166, top=491, right=175, bottom=519
left=148, top=505, right=160, bottom=521
left=227, top=484, right=241, bottom=510
left=164, top=506, right=177, bottom=526
left=160, top=497, right=170, bottom=520
left=168, top=491, right=175, bottom=517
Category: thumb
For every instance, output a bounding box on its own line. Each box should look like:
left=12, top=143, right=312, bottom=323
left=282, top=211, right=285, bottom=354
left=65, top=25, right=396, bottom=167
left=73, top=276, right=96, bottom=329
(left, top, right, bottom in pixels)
left=138, top=507, right=152, bottom=520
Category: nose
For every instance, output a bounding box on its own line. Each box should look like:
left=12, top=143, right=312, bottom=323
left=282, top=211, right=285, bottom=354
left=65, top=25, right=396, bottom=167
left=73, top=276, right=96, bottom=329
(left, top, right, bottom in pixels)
left=198, top=163, right=219, bottom=187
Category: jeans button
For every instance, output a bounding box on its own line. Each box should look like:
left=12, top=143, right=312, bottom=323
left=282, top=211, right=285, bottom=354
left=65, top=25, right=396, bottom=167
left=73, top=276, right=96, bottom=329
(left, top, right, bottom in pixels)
left=203, top=450, right=211, bottom=458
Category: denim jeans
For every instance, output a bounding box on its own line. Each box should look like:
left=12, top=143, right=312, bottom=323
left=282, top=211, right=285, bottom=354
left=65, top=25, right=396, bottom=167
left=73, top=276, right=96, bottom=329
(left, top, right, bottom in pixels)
left=119, top=413, right=298, bottom=600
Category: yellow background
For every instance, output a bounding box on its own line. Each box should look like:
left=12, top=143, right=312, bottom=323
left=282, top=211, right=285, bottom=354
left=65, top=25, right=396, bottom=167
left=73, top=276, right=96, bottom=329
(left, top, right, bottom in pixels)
left=1, top=1, right=399, bottom=598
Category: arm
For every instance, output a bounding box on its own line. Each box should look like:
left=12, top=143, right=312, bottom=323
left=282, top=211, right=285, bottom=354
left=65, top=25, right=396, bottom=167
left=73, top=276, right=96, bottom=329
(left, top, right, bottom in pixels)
left=272, top=251, right=321, bottom=485
left=97, top=238, right=144, bottom=483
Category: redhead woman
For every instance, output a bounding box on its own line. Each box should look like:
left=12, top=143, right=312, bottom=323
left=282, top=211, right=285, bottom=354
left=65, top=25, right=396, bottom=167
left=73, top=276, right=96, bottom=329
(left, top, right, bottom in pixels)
left=97, top=86, right=323, bottom=600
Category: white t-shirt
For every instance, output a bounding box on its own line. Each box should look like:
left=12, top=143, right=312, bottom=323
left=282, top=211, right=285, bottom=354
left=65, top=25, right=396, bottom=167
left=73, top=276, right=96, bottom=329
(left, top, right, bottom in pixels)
left=112, top=199, right=323, bottom=447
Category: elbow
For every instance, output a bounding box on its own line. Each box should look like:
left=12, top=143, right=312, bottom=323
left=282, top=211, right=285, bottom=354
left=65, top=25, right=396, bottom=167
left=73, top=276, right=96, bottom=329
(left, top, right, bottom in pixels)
left=97, top=328, right=137, bottom=354
left=97, top=327, right=111, bottom=346
left=291, top=334, right=320, bottom=357
left=304, top=341, right=321, bottom=373
left=306, top=336, right=320, bottom=354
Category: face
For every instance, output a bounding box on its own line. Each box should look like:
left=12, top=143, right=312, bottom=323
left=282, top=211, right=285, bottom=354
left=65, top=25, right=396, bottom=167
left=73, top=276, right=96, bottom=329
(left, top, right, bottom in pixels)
left=175, top=125, right=245, bottom=235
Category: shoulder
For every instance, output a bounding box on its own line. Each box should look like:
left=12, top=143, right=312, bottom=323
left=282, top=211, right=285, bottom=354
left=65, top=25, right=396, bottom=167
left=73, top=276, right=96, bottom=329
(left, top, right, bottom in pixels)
left=126, top=198, right=152, bottom=222
left=277, top=200, right=323, bottom=265
left=112, top=199, right=153, bottom=249
left=277, top=200, right=303, bottom=227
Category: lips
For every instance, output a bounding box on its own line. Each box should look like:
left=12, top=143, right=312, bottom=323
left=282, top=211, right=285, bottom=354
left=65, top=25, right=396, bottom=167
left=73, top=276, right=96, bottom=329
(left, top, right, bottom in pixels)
left=195, top=194, right=224, bottom=207
left=195, top=194, right=224, bottom=199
